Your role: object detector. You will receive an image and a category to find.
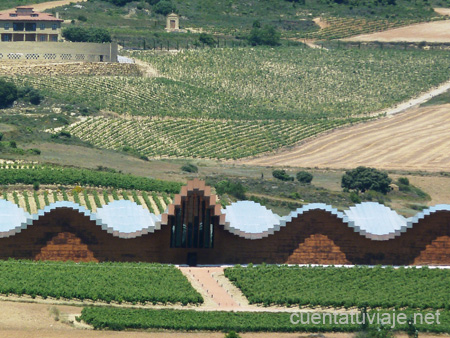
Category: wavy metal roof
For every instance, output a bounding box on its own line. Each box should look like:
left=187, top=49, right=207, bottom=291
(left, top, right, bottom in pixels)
left=0, top=197, right=448, bottom=241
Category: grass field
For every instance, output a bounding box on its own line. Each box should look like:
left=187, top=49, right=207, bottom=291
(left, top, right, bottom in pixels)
left=21, top=47, right=450, bottom=160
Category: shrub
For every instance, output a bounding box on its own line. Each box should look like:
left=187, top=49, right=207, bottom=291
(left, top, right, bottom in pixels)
left=248, top=24, right=281, bottom=46
left=28, top=89, right=43, bottom=105
left=0, top=78, right=18, bottom=108
left=9, top=141, right=17, bottom=149
left=198, top=33, right=216, bottom=47
left=272, top=169, right=293, bottom=181
left=181, top=163, right=198, bottom=173
left=349, top=191, right=361, bottom=204
left=33, top=182, right=40, bottom=191
left=398, top=177, right=409, bottom=186
left=296, top=171, right=313, bottom=184
left=77, top=15, right=88, bottom=22
left=225, top=332, right=241, bottom=338
left=341, top=166, right=392, bottom=194
left=154, top=1, right=176, bottom=15
left=215, top=180, right=246, bottom=199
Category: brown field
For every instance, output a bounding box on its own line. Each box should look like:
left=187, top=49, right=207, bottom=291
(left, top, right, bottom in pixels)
left=243, top=104, right=450, bottom=173
left=344, top=16, right=450, bottom=42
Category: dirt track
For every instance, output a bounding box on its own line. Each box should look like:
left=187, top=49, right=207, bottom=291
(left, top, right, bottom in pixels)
left=243, top=104, right=450, bottom=172
left=0, top=0, right=87, bottom=13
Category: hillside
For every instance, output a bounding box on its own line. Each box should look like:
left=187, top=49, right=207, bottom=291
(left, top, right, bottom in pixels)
left=12, top=47, right=446, bottom=160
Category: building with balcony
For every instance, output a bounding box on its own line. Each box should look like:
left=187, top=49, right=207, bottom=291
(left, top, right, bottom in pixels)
left=0, top=6, right=63, bottom=42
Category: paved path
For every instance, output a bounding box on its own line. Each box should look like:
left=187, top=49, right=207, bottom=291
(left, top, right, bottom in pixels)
left=178, top=267, right=241, bottom=310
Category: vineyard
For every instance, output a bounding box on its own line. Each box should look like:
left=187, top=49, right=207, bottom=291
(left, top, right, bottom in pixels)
left=20, top=47, right=450, bottom=159
left=0, top=260, right=203, bottom=304
left=0, top=164, right=181, bottom=193
left=57, top=116, right=360, bottom=159
left=0, top=186, right=171, bottom=214
left=224, top=265, right=450, bottom=309
left=79, top=307, right=450, bottom=333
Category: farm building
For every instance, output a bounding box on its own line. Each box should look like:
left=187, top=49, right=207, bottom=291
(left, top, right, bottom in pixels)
left=0, top=6, right=63, bottom=42
left=0, top=179, right=448, bottom=265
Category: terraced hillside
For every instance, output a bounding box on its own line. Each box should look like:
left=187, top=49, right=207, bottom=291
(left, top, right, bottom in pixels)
left=13, top=47, right=450, bottom=159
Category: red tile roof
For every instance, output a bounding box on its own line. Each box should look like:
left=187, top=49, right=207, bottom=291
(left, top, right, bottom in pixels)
left=0, top=7, right=63, bottom=22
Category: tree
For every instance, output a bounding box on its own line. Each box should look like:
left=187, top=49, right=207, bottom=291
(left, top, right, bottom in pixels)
left=62, top=27, right=111, bottom=43
left=272, top=169, right=293, bottom=181
left=0, top=78, right=18, bottom=109
left=248, top=24, right=281, bottom=46
left=198, top=33, right=216, bottom=47
left=341, top=166, right=392, bottom=194
left=215, top=180, right=246, bottom=199
left=296, top=171, right=313, bottom=184
left=181, top=163, right=198, bottom=173
left=154, top=1, right=177, bottom=15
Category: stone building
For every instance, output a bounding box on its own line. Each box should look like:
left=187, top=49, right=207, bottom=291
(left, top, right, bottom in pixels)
left=0, top=6, right=63, bottom=42
left=165, top=13, right=179, bottom=31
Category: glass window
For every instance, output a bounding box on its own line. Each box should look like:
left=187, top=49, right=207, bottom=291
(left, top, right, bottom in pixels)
left=51, top=35, right=57, bottom=41
left=52, top=23, right=57, bottom=30
left=1, top=34, right=11, bottom=42
left=40, top=35, right=46, bottom=41
left=4, top=23, right=9, bottom=30
left=13, top=23, right=24, bottom=31
left=25, top=23, right=36, bottom=31
left=40, top=23, right=45, bottom=30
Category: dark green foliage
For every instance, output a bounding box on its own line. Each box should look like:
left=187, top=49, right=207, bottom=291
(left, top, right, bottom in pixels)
left=33, top=182, right=40, bottom=191
left=215, top=180, right=246, bottom=199
left=154, top=0, right=176, bottom=15
left=181, top=163, right=198, bottom=173
left=79, top=307, right=450, bottom=333
left=62, top=26, right=111, bottom=43
left=341, top=166, right=392, bottom=194
left=248, top=24, right=280, bottom=46
left=225, top=265, right=450, bottom=309
left=198, top=33, right=216, bottom=47
left=0, top=79, right=18, bottom=109
left=296, top=171, right=313, bottom=184
left=9, top=141, right=16, bottom=149
left=0, top=260, right=202, bottom=304
left=225, top=332, right=241, bottom=338
left=272, top=169, right=293, bottom=181
left=77, top=15, right=88, bottom=22
left=398, top=177, right=409, bottom=186
left=0, top=166, right=181, bottom=193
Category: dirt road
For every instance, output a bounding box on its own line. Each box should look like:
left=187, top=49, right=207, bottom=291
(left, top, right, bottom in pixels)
left=0, top=0, right=87, bottom=13
left=243, top=104, right=450, bottom=172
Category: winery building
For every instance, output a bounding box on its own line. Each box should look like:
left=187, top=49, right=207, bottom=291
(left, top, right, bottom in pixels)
left=0, top=179, right=448, bottom=265
left=0, top=6, right=63, bottom=42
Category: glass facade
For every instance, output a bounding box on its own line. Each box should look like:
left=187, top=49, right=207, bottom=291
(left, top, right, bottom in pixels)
left=170, top=192, right=215, bottom=249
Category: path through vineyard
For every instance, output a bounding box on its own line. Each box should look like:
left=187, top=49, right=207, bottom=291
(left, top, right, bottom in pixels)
left=242, top=104, right=450, bottom=172
left=179, top=267, right=246, bottom=310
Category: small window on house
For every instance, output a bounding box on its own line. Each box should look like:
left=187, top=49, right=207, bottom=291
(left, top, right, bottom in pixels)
left=52, top=23, right=57, bottom=30
left=4, top=23, right=9, bottom=30
left=9, top=14, right=17, bottom=17
left=31, top=14, right=38, bottom=17
left=40, top=23, right=45, bottom=30
left=40, top=35, right=46, bottom=41
left=51, top=35, right=57, bottom=41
